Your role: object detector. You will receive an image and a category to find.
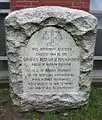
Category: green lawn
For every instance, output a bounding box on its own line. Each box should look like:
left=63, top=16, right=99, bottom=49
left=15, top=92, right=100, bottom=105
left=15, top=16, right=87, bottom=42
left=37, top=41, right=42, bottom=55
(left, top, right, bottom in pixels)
left=0, top=86, right=102, bottom=120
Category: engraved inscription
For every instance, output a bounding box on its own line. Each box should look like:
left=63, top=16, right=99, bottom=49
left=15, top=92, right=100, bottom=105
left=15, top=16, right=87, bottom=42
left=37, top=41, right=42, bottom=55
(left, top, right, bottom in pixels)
left=21, top=27, right=80, bottom=95
left=43, top=29, right=62, bottom=46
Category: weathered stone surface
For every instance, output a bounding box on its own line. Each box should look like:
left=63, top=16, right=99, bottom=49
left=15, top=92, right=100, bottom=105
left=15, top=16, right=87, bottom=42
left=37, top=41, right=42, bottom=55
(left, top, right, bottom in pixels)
left=5, top=6, right=97, bottom=112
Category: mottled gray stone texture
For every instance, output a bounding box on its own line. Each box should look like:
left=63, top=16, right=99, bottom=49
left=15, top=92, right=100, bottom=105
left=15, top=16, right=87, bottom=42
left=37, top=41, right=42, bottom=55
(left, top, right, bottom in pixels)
left=5, top=6, right=97, bottom=112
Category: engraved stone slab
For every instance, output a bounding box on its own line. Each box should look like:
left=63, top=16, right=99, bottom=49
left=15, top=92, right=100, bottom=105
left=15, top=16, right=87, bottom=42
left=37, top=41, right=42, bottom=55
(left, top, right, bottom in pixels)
left=5, top=6, right=97, bottom=111
left=21, top=27, right=80, bottom=95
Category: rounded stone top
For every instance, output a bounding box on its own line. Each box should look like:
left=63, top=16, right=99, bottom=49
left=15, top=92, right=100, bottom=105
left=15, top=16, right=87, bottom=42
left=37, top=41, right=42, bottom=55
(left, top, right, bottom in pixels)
left=5, top=6, right=97, bottom=29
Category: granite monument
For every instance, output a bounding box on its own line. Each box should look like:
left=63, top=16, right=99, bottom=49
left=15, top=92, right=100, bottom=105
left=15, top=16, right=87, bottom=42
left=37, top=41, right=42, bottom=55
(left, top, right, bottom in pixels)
left=5, top=6, right=97, bottom=111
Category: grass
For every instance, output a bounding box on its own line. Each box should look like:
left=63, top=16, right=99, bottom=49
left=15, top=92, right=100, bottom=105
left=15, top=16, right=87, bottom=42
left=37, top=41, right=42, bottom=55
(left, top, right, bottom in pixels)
left=0, top=86, right=102, bottom=120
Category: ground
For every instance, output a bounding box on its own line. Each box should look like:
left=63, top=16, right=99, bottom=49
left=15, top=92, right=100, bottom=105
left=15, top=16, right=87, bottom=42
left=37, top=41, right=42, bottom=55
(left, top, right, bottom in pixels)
left=0, top=86, right=102, bottom=120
